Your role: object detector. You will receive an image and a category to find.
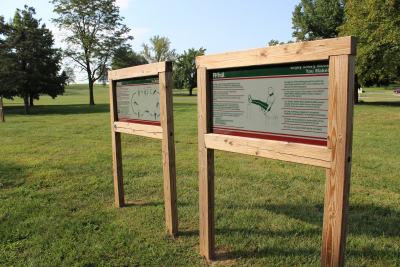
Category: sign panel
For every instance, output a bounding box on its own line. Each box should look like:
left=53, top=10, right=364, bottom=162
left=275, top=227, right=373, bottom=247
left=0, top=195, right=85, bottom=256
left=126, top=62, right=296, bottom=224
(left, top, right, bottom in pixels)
left=116, top=77, right=161, bottom=126
left=211, top=62, right=329, bottom=146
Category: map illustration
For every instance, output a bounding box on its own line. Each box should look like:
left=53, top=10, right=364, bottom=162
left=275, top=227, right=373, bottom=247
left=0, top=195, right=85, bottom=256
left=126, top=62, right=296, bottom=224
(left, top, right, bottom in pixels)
left=130, top=88, right=160, bottom=120
left=116, top=78, right=161, bottom=126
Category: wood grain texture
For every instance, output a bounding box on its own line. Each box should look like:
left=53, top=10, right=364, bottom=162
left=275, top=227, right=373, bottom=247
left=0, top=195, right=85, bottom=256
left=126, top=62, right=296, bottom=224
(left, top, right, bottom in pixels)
left=196, top=37, right=356, bottom=70
left=204, top=134, right=332, bottom=168
left=197, top=67, right=215, bottom=260
left=0, top=96, right=4, bottom=122
left=321, top=55, right=355, bottom=267
left=159, top=71, right=178, bottom=235
left=108, top=61, right=170, bottom=80
left=109, top=79, right=124, bottom=207
left=113, top=122, right=163, bottom=139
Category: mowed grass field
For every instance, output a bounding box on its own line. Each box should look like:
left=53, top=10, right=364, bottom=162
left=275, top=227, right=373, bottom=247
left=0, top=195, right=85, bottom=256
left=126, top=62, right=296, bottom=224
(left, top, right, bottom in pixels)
left=1, top=84, right=399, bottom=266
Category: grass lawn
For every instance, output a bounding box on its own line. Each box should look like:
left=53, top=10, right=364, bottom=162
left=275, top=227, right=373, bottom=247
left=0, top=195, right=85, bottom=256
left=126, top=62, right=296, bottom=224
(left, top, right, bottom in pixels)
left=363, top=83, right=400, bottom=93
left=1, top=84, right=399, bottom=266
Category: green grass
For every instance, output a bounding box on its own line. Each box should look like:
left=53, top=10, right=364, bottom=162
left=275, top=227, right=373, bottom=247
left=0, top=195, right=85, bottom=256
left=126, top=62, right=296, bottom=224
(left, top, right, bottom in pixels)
left=1, top=85, right=399, bottom=266
left=363, top=83, right=400, bottom=93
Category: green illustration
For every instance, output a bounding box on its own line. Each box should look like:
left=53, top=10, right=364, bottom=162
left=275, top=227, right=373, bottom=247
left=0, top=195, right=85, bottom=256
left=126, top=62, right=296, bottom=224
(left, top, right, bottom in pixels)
left=248, top=87, right=278, bottom=126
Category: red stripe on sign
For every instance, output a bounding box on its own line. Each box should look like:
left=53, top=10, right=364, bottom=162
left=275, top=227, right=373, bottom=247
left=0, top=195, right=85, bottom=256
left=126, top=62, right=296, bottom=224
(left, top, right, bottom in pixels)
left=282, top=108, right=328, bottom=111
left=213, top=89, right=245, bottom=90
left=213, top=110, right=244, bottom=113
left=282, top=88, right=329, bottom=90
left=213, top=126, right=327, bottom=140
left=117, top=118, right=161, bottom=126
left=212, top=129, right=327, bottom=146
left=213, top=74, right=329, bottom=82
left=214, top=101, right=244, bottom=103
left=281, top=129, right=327, bottom=134
left=213, top=95, right=245, bottom=97
left=282, top=98, right=328, bottom=100
left=282, top=123, right=328, bottom=127
left=282, top=116, right=328, bottom=119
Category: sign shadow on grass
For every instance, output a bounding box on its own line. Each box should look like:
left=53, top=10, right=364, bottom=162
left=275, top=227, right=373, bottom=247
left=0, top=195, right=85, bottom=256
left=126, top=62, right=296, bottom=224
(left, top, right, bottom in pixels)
left=214, top=202, right=399, bottom=259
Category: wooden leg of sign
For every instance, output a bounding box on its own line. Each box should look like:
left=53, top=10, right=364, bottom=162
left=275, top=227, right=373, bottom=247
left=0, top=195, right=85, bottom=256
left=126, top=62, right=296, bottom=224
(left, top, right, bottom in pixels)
left=321, top=55, right=355, bottom=267
left=198, top=67, right=215, bottom=260
left=109, top=79, right=124, bottom=207
left=0, top=96, right=4, bottom=122
left=159, top=71, right=178, bottom=235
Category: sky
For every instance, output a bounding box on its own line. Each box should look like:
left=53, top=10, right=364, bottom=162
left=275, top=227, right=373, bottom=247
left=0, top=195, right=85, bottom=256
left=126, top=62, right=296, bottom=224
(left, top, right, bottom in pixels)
left=1, top=0, right=301, bottom=82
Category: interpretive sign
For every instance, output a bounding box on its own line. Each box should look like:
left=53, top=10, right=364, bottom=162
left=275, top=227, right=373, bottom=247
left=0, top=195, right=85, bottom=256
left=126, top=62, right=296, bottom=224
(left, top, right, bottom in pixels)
left=211, top=62, right=329, bottom=146
left=116, top=77, right=161, bottom=126
left=108, top=61, right=178, bottom=235
left=197, top=37, right=356, bottom=267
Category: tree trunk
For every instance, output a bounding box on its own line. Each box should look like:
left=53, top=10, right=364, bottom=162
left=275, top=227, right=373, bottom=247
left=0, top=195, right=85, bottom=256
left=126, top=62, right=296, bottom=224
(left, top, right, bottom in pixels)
left=189, top=88, right=193, bottom=96
left=23, top=91, right=30, bottom=115
left=0, top=96, right=4, bottom=122
left=30, top=94, right=34, bottom=106
left=89, top=78, right=95, bottom=105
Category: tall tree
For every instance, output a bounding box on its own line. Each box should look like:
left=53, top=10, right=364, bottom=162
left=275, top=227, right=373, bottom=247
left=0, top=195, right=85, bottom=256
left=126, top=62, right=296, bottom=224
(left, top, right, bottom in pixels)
left=111, top=46, right=148, bottom=70
left=52, top=0, right=133, bottom=105
left=141, top=35, right=177, bottom=63
left=339, top=0, right=400, bottom=87
left=292, top=0, right=346, bottom=41
left=0, top=6, right=66, bottom=115
left=64, top=67, right=76, bottom=86
left=172, top=47, right=205, bottom=96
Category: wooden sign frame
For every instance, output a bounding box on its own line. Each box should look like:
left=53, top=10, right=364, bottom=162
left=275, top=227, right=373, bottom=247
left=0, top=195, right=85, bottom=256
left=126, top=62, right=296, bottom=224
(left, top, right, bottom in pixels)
left=108, top=61, right=178, bottom=235
left=197, top=37, right=356, bottom=266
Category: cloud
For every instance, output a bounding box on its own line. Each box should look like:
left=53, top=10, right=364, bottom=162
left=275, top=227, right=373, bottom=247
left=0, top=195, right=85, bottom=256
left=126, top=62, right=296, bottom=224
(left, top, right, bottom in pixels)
left=115, top=0, right=134, bottom=9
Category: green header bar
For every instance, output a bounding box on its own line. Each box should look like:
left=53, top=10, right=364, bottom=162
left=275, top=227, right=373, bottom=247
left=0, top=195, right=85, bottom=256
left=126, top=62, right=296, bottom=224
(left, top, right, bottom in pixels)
left=211, top=61, right=329, bottom=79
left=117, top=77, right=159, bottom=86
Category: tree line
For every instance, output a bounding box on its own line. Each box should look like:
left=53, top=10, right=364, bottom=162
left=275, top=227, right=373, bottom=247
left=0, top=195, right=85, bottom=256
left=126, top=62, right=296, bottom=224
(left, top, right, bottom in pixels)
left=272, top=0, right=400, bottom=89
left=1, top=0, right=399, bottom=118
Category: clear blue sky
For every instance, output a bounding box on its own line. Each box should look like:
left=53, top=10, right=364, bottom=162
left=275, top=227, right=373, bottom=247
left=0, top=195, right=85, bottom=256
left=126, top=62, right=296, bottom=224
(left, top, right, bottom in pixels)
left=1, top=0, right=301, bottom=81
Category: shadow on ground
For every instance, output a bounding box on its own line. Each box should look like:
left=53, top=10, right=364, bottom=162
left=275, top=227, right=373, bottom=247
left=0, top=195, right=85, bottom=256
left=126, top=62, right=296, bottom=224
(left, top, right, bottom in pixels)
left=214, top=202, right=399, bottom=260
left=3, top=104, right=110, bottom=115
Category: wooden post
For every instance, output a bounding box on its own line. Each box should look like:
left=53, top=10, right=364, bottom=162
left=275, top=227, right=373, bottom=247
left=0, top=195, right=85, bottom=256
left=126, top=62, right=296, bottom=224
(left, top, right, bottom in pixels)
left=159, top=68, right=178, bottom=235
left=321, top=55, right=355, bottom=267
left=198, top=67, right=215, bottom=259
left=0, top=96, right=4, bottom=122
left=109, top=79, right=125, bottom=207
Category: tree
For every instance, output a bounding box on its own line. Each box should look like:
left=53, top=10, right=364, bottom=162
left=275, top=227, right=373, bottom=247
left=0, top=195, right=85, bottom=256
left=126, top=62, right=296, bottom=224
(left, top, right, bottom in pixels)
left=268, top=40, right=295, bottom=46
left=64, top=67, right=76, bottom=86
left=111, top=46, right=148, bottom=70
left=339, top=0, right=400, bottom=87
left=0, top=6, right=67, bottom=115
left=292, top=0, right=346, bottom=41
left=52, top=0, right=133, bottom=105
left=97, top=68, right=109, bottom=86
left=141, top=35, right=177, bottom=63
left=172, top=47, right=206, bottom=96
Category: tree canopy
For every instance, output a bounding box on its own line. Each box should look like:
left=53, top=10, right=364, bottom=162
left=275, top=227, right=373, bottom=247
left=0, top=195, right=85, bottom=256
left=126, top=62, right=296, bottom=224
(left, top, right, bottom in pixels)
left=0, top=6, right=66, bottom=114
left=111, top=46, right=148, bottom=70
left=173, top=47, right=206, bottom=96
left=268, top=40, right=294, bottom=46
left=292, top=0, right=346, bottom=41
left=339, top=0, right=400, bottom=87
left=52, top=0, right=133, bottom=105
left=141, top=35, right=177, bottom=63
